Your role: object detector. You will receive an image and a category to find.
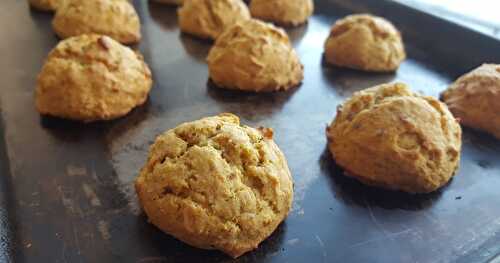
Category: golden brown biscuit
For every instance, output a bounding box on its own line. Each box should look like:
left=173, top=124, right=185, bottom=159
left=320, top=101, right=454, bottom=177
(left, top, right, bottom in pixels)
left=28, top=0, right=60, bottom=11
left=441, top=64, right=500, bottom=139
left=135, top=113, right=293, bottom=258
left=250, top=0, right=314, bottom=26
left=327, top=83, right=462, bottom=193
left=52, top=0, right=141, bottom=44
left=207, top=19, right=303, bottom=92
left=35, top=34, right=152, bottom=122
left=152, top=0, right=183, bottom=5
left=178, top=0, right=250, bottom=40
left=324, top=14, right=406, bottom=72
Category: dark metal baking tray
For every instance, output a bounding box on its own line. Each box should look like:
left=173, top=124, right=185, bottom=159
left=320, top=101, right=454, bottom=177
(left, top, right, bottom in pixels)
left=1, top=0, right=500, bottom=262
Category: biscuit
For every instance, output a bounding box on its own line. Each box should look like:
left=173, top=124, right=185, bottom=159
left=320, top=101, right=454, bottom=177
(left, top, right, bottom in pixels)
left=327, top=83, right=462, bottom=193
left=52, top=0, right=141, bottom=44
left=135, top=113, right=293, bottom=258
left=35, top=34, right=152, bottom=122
left=152, top=0, right=183, bottom=5
left=441, top=64, right=500, bottom=139
left=250, top=0, right=314, bottom=27
left=207, top=19, right=304, bottom=92
left=324, top=14, right=406, bottom=72
left=29, top=0, right=60, bottom=12
left=178, top=0, right=250, bottom=40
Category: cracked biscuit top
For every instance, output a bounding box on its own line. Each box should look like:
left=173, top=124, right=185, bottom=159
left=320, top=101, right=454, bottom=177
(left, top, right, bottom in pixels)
left=324, top=14, right=406, bottom=72
left=207, top=19, right=304, bottom=92
left=35, top=34, right=152, bottom=122
left=52, top=0, right=141, bottom=44
left=178, top=0, right=250, bottom=40
left=441, top=64, right=500, bottom=139
left=327, top=83, right=462, bottom=193
left=135, top=113, right=293, bottom=258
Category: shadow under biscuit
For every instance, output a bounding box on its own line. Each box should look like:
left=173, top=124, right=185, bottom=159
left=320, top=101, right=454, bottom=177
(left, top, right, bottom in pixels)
left=285, top=22, right=309, bottom=46
left=134, top=213, right=228, bottom=262
left=26, top=1, right=55, bottom=16
left=134, top=206, right=287, bottom=261
left=27, top=4, right=54, bottom=17
left=320, top=55, right=397, bottom=97
left=243, top=221, right=287, bottom=261
left=462, top=127, right=500, bottom=152
left=206, top=79, right=299, bottom=122
left=102, top=100, right=155, bottom=142
left=404, top=44, right=463, bottom=78
left=39, top=115, right=104, bottom=143
left=179, top=33, right=213, bottom=63
left=319, top=147, right=445, bottom=211
left=27, top=6, right=60, bottom=44
left=39, top=100, right=152, bottom=143
left=457, top=128, right=500, bottom=187
left=147, top=0, right=179, bottom=31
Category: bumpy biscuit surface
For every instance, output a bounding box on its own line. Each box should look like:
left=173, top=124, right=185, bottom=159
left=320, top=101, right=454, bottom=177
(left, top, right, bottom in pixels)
left=53, top=0, right=141, bottom=44
left=324, top=14, right=406, bottom=72
left=250, top=0, right=314, bottom=26
left=35, top=34, right=152, bottom=122
left=135, top=113, right=294, bottom=258
left=441, top=64, right=500, bottom=139
left=178, top=0, right=250, bottom=40
left=207, top=19, right=303, bottom=92
left=327, top=83, right=462, bottom=193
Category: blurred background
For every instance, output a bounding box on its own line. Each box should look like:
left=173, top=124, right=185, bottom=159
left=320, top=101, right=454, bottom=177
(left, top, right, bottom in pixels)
left=396, top=0, right=500, bottom=38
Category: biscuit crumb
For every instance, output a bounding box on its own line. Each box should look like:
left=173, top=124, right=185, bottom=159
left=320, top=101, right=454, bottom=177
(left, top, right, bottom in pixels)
left=98, top=221, right=111, bottom=240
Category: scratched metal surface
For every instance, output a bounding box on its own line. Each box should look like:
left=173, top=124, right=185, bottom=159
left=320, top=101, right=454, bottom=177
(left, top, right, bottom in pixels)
left=1, top=0, right=500, bottom=262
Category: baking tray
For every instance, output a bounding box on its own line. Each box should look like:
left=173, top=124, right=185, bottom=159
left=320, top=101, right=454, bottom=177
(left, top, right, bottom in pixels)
left=1, top=0, right=500, bottom=262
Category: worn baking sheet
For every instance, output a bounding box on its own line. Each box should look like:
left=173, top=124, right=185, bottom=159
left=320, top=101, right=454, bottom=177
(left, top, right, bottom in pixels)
left=1, top=0, right=500, bottom=262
